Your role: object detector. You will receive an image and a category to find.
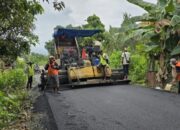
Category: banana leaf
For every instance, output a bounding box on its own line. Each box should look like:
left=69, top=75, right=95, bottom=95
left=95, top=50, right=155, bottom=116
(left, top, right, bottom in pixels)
left=157, top=0, right=169, bottom=7
left=165, top=0, right=175, bottom=13
left=127, top=0, right=156, bottom=13
left=171, top=45, right=180, bottom=56
left=144, top=44, right=159, bottom=53
left=171, top=15, right=180, bottom=26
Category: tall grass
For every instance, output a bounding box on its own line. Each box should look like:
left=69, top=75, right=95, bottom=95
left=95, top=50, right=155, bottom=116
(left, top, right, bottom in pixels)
left=0, top=61, right=28, bottom=128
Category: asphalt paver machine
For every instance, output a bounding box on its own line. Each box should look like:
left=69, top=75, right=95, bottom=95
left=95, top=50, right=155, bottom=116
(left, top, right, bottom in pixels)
left=49, top=28, right=130, bottom=87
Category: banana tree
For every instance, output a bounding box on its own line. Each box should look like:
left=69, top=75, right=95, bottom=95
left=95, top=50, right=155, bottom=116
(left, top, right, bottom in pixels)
left=126, top=0, right=180, bottom=88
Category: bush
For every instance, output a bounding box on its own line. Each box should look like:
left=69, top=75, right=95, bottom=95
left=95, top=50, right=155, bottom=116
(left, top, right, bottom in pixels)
left=0, top=90, right=28, bottom=128
left=109, top=51, right=121, bottom=68
left=0, top=68, right=27, bottom=128
left=29, top=53, right=48, bottom=66
left=16, top=57, right=26, bottom=69
left=0, top=69, right=27, bottom=91
left=129, top=54, right=148, bottom=84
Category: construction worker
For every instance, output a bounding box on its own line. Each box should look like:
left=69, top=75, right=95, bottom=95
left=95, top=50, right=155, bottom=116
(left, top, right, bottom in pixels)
left=26, top=62, right=34, bottom=89
left=122, top=47, right=130, bottom=79
left=99, top=51, right=108, bottom=80
left=45, top=56, right=60, bottom=93
left=176, top=59, right=180, bottom=93
left=170, top=58, right=177, bottom=84
left=40, top=69, right=46, bottom=91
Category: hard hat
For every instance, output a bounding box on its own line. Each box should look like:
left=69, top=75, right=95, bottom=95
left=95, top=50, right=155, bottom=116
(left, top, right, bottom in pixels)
left=49, top=56, right=55, bottom=59
left=170, top=58, right=176, bottom=65
left=94, top=41, right=102, bottom=47
left=103, top=53, right=107, bottom=59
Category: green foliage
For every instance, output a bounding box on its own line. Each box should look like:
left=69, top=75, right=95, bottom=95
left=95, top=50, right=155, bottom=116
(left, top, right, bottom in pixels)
left=81, top=14, right=105, bottom=46
left=29, top=52, right=48, bottom=65
left=125, top=0, right=180, bottom=87
left=45, top=40, right=55, bottom=56
left=108, top=43, right=148, bottom=84
left=0, top=90, right=28, bottom=128
left=127, top=0, right=156, bottom=13
left=109, top=51, right=121, bottom=69
left=171, top=15, right=180, bottom=27
left=16, top=57, right=26, bottom=69
left=129, top=54, right=148, bottom=84
left=0, top=68, right=27, bottom=128
left=83, top=14, right=105, bottom=31
left=165, top=0, right=175, bottom=13
left=0, top=69, right=27, bottom=92
left=171, top=45, right=180, bottom=56
left=0, top=0, right=44, bottom=63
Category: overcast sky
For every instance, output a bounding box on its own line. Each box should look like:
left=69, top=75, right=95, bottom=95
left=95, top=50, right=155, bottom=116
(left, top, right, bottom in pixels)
left=31, top=0, right=157, bottom=55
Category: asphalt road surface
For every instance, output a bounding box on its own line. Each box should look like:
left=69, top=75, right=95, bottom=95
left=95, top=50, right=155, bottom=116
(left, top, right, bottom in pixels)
left=46, top=85, right=180, bottom=130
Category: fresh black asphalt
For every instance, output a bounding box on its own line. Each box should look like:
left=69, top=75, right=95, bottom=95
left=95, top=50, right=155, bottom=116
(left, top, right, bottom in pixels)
left=46, top=85, right=180, bottom=130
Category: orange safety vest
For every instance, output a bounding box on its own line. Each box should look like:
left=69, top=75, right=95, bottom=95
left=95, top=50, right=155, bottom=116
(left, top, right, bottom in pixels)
left=176, top=61, right=180, bottom=67
left=176, top=61, right=180, bottom=81
left=48, top=63, right=59, bottom=76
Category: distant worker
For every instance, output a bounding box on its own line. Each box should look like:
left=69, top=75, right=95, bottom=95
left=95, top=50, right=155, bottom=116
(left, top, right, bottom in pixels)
left=26, top=62, right=34, bottom=89
left=82, top=48, right=87, bottom=60
left=99, top=51, right=109, bottom=80
left=122, top=47, right=130, bottom=79
left=91, top=52, right=100, bottom=66
left=45, top=56, right=60, bottom=93
left=170, top=58, right=177, bottom=85
left=40, top=69, right=46, bottom=91
left=86, top=44, right=94, bottom=58
left=176, top=59, right=180, bottom=93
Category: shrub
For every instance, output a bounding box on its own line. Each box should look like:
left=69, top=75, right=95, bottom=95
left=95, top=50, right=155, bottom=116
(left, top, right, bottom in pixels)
left=109, top=51, right=121, bottom=68
left=0, top=69, right=27, bottom=91
left=0, top=68, right=28, bottom=128
left=16, top=57, right=26, bottom=69
left=0, top=90, right=28, bottom=128
left=129, top=54, right=148, bottom=84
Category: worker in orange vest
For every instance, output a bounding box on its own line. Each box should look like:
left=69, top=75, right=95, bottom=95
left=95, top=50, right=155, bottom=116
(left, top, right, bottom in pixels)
left=45, top=56, right=60, bottom=93
left=176, top=59, right=180, bottom=93
left=82, top=48, right=87, bottom=60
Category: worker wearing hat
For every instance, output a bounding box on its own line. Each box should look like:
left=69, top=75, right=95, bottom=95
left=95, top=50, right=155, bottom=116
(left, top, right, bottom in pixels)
left=99, top=51, right=109, bottom=80
left=122, top=47, right=130, bottom=79
left=26, top=61, right=34, bottom=89
left=45, top=56, right=60, bottom=93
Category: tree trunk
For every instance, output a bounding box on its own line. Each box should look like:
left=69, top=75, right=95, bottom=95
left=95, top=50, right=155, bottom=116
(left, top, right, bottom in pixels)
left=156, top=52, right=168, bottom=88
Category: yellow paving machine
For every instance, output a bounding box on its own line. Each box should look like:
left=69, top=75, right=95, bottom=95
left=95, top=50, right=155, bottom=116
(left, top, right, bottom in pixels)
left=45, top=28, right=130, bottom=87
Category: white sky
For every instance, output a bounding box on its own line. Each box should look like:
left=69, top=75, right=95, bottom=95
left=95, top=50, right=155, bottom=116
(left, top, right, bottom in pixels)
left=31, top=0, right=157, bottom=54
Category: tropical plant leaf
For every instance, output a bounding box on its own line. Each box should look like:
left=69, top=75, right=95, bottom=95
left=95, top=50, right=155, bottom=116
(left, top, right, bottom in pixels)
left=157, top=0, right=169, bottom=7
left=144, top=44, right=159, bottom=52
left=171, top=45, right=180, bottom=56
left=165, top=0, right=175, bottom=13
left=171, top=15, right=180, bottom=26
left=142, top=29, right=156, bottom=39
left=127, top=0, right=156, bottom=13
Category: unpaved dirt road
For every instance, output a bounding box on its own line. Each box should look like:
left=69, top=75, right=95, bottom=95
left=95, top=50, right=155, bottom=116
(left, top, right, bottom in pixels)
left=45, top=85, right=180, bottom=130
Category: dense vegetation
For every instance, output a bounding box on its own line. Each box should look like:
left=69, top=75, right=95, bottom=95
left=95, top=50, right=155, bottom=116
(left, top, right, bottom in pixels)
left=0, top=0, right=55, bottom=129
left=29, top=52, right=48, bottom=66
left=0, top=59, right=28, bottom=128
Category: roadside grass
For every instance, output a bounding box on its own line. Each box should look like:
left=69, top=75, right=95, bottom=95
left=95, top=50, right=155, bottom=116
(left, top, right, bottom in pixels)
left=0, top=68, right=30, bottom=129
